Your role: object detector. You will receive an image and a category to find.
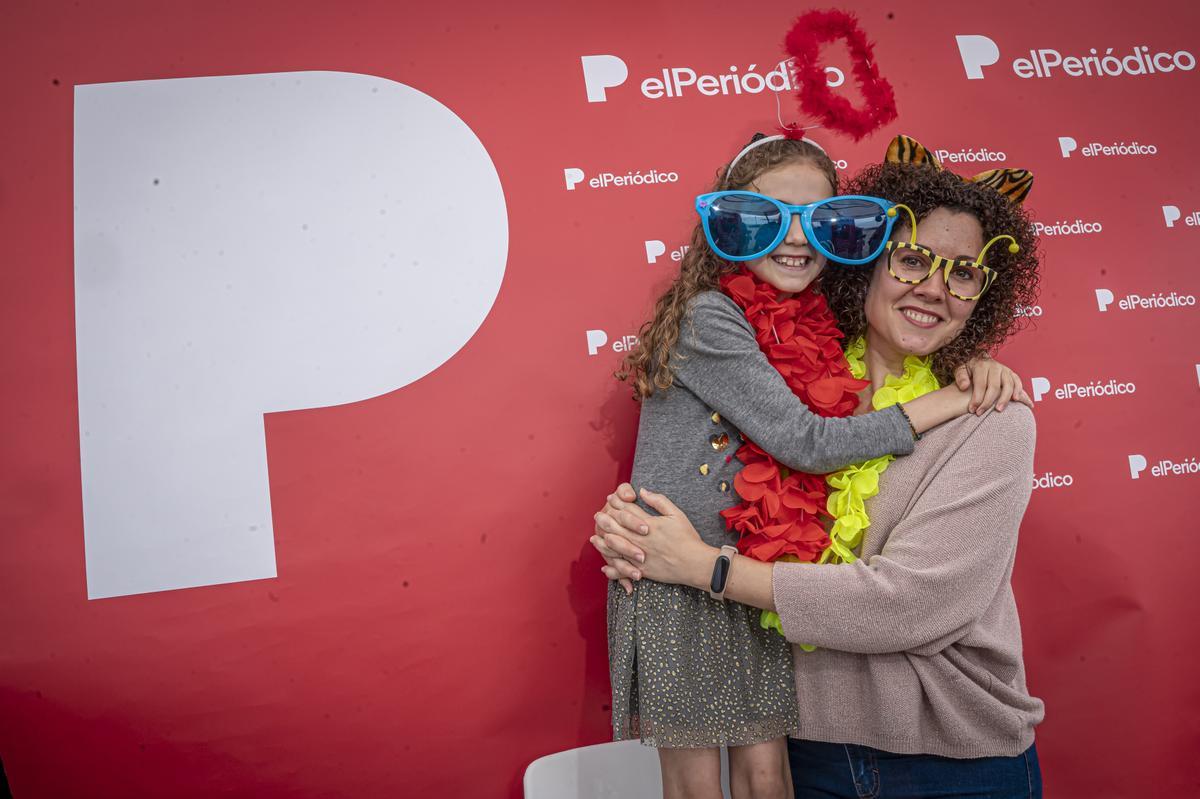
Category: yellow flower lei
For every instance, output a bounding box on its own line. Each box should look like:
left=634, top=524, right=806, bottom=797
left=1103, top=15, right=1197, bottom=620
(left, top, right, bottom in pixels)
left=821, top=336, right=940, bottom=565
left=759, top=338, right=939, bottom=643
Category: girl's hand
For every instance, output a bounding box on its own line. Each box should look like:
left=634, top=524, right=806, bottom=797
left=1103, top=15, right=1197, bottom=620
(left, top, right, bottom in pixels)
left=594, top=487, right=716, bottom=589
left=953, top=356, right=1032, bottom=415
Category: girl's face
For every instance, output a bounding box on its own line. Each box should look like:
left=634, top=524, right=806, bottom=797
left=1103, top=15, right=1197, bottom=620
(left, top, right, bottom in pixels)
left=742, top=161, right=833, bottom=295
left=864, top=206, right=983, bottom=358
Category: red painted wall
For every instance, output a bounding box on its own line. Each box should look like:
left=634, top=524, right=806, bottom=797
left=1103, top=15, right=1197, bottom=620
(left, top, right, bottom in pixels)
left=2, top=0, right=1198, bottom=796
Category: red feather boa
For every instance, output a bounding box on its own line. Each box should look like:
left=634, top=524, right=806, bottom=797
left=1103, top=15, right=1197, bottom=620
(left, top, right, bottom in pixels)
left=783, top=9, right=898, bottom=142
left=717, top=271, right=867, bottom=562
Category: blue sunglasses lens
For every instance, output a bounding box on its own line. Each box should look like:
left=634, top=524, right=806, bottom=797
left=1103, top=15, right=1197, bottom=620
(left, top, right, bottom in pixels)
left=810, top=198, right=891, bottom=263
left=706, top=193, right=783, bottom=259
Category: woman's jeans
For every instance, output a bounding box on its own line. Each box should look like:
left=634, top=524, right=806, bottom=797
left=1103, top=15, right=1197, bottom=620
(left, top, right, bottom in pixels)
left=787, top=738, right=1042, bottom=799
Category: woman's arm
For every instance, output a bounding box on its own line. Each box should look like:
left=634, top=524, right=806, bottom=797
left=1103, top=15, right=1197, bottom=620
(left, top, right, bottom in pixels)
left=594, top=488, right=773, bottom=608
left=768, top=406, right=1035, bottom=653
left=595, top=406, right=1036, bottom=655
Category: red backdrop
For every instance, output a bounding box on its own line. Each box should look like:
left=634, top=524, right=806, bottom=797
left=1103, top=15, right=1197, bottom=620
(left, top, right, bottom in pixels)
left=2, top=0, right=1199, bottom=797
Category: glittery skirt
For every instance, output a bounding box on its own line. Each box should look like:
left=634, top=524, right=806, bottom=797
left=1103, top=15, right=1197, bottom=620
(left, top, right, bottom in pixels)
left=607, top=577, right=800, bottom=749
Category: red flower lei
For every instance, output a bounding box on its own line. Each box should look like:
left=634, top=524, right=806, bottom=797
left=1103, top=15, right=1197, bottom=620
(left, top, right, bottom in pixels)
left=717, top=270, right=867, bottom=563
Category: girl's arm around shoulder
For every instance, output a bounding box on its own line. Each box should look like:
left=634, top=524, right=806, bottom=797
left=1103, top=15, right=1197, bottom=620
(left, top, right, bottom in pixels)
left=670, top=292, right=916, bottom=474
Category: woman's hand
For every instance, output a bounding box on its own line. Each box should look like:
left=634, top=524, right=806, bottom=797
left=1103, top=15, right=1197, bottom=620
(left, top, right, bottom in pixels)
left=593, top=539, right=635, bottom=596
left=590, top=486, right=647, bottom=594
left=592, top=486, right=717, bottom=589
left=588, top=491, right=643, bottom=590
left=953, top=356, right=1032, bottom=415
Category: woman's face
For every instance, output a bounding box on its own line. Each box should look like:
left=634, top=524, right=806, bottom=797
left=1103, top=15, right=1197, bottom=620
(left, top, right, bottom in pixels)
left=742, top=160, right=833, bottom=295
left=864, top=206, right=984, bottom=357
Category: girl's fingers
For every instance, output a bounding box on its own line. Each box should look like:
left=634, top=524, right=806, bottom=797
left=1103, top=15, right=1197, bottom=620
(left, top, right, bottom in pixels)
left=996, top=373, right=1015, bottom=412
left=1003, top=374, right=1027, bottom=411
left=978, top=372, right=1002, bottom=415
left=954, top=364, right=971, bottom=391
left=616, top=483, right=638, bottom=502
left=970, top=363, right=988, bottom=412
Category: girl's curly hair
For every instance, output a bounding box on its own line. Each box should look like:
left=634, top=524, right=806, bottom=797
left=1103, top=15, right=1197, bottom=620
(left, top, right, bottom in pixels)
left=617, top=137, right=838, bottom=399
left=822, top=162, right=1042, bottom=383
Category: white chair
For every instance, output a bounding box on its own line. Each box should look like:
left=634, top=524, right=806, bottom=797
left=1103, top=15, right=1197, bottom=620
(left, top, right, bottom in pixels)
left=524, top=740, right=732, bottom=799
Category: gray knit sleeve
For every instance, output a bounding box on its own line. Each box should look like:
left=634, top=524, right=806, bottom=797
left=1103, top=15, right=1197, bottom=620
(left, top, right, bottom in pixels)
left=671, top=291, right=915, bottom=474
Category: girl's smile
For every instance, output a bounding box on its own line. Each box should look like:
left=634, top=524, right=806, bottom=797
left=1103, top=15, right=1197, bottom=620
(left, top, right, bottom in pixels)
left=743, top=161, right=834, bottom=295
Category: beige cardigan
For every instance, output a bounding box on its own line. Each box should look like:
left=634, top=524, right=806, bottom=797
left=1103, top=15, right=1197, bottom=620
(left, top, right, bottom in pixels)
left=772, top=404, right=1045, bottom=758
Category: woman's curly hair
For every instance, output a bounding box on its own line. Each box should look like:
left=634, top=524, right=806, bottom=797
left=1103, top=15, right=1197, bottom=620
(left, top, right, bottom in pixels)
left=617, top=137, right=838, bottom=399
left=823, top=162, right=1042, bottom=383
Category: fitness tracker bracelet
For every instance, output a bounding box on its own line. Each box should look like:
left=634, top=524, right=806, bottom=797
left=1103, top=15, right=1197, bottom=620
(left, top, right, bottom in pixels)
left=708, top=545, right=739, bottom=601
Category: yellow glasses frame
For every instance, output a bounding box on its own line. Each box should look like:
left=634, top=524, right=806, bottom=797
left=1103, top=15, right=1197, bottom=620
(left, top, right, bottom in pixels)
left=884, top=241, right=997, bottom=301
left=882, top=203, right=1019, bottom=302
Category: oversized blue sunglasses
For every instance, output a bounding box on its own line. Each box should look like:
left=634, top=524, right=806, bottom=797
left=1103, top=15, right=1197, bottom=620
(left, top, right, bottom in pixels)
left=695, top=192, right=900, bottom=265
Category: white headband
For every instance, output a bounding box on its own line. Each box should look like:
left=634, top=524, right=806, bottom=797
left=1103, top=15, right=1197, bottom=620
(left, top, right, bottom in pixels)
left=724, top=133, right=829, bottom=183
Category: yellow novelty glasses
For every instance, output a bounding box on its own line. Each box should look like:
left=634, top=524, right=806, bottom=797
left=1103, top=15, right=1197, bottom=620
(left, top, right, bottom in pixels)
left=882, top=204, right=1019, bottom=302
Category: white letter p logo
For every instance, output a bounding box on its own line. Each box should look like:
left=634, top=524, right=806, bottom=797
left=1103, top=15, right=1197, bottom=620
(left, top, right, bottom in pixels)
left=75, top=71, right=508, bottom=599
left=586, top=329, right=609, bottom=355
left=1128, top=454, right=1148, bottom=479
left=1030, top=377, right=1051, bottom=402
left=956, top=35, right=1001, bottom=80
left=1163, top=205, right=1182, bottom=228
left=1095, top=288, right=1114, bottom=312
left=1058, top=136, right=1077, bottom=158
left=581, top=55, right=629, bottom=102
left=564, top=168, right=586, bottom=190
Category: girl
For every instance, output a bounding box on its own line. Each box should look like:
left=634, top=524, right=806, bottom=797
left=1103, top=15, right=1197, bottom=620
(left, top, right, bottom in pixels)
left=605, top=133, right=1025, bottom=799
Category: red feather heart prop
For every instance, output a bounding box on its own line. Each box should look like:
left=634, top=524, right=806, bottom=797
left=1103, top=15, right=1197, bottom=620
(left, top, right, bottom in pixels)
left=783, top=9, right=898, bottom=142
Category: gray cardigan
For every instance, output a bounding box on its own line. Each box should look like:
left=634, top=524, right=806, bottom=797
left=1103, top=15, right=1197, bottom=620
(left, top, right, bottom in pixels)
left=629, top=291, right=916, bottom=547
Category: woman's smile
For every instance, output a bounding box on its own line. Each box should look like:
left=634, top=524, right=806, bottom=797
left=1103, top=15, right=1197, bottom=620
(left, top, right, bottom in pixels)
left=897, top=304, right=945, bottom=329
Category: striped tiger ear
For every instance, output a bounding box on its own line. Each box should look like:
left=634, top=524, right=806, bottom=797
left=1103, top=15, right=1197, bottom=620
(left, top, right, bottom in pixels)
left=885, top=135, right=943, bottom=171
left=970, top=168, right=1034, bottom=205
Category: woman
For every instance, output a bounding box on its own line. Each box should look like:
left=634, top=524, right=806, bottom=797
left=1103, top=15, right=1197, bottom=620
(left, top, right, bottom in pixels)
left=594, top=137, right=1046, bottom=798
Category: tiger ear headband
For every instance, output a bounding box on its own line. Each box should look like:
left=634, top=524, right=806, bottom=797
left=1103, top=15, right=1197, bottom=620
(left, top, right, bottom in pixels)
left=884, top=134, right=1026, bottom=262
left=886, top=134, right=1034, bottom=205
